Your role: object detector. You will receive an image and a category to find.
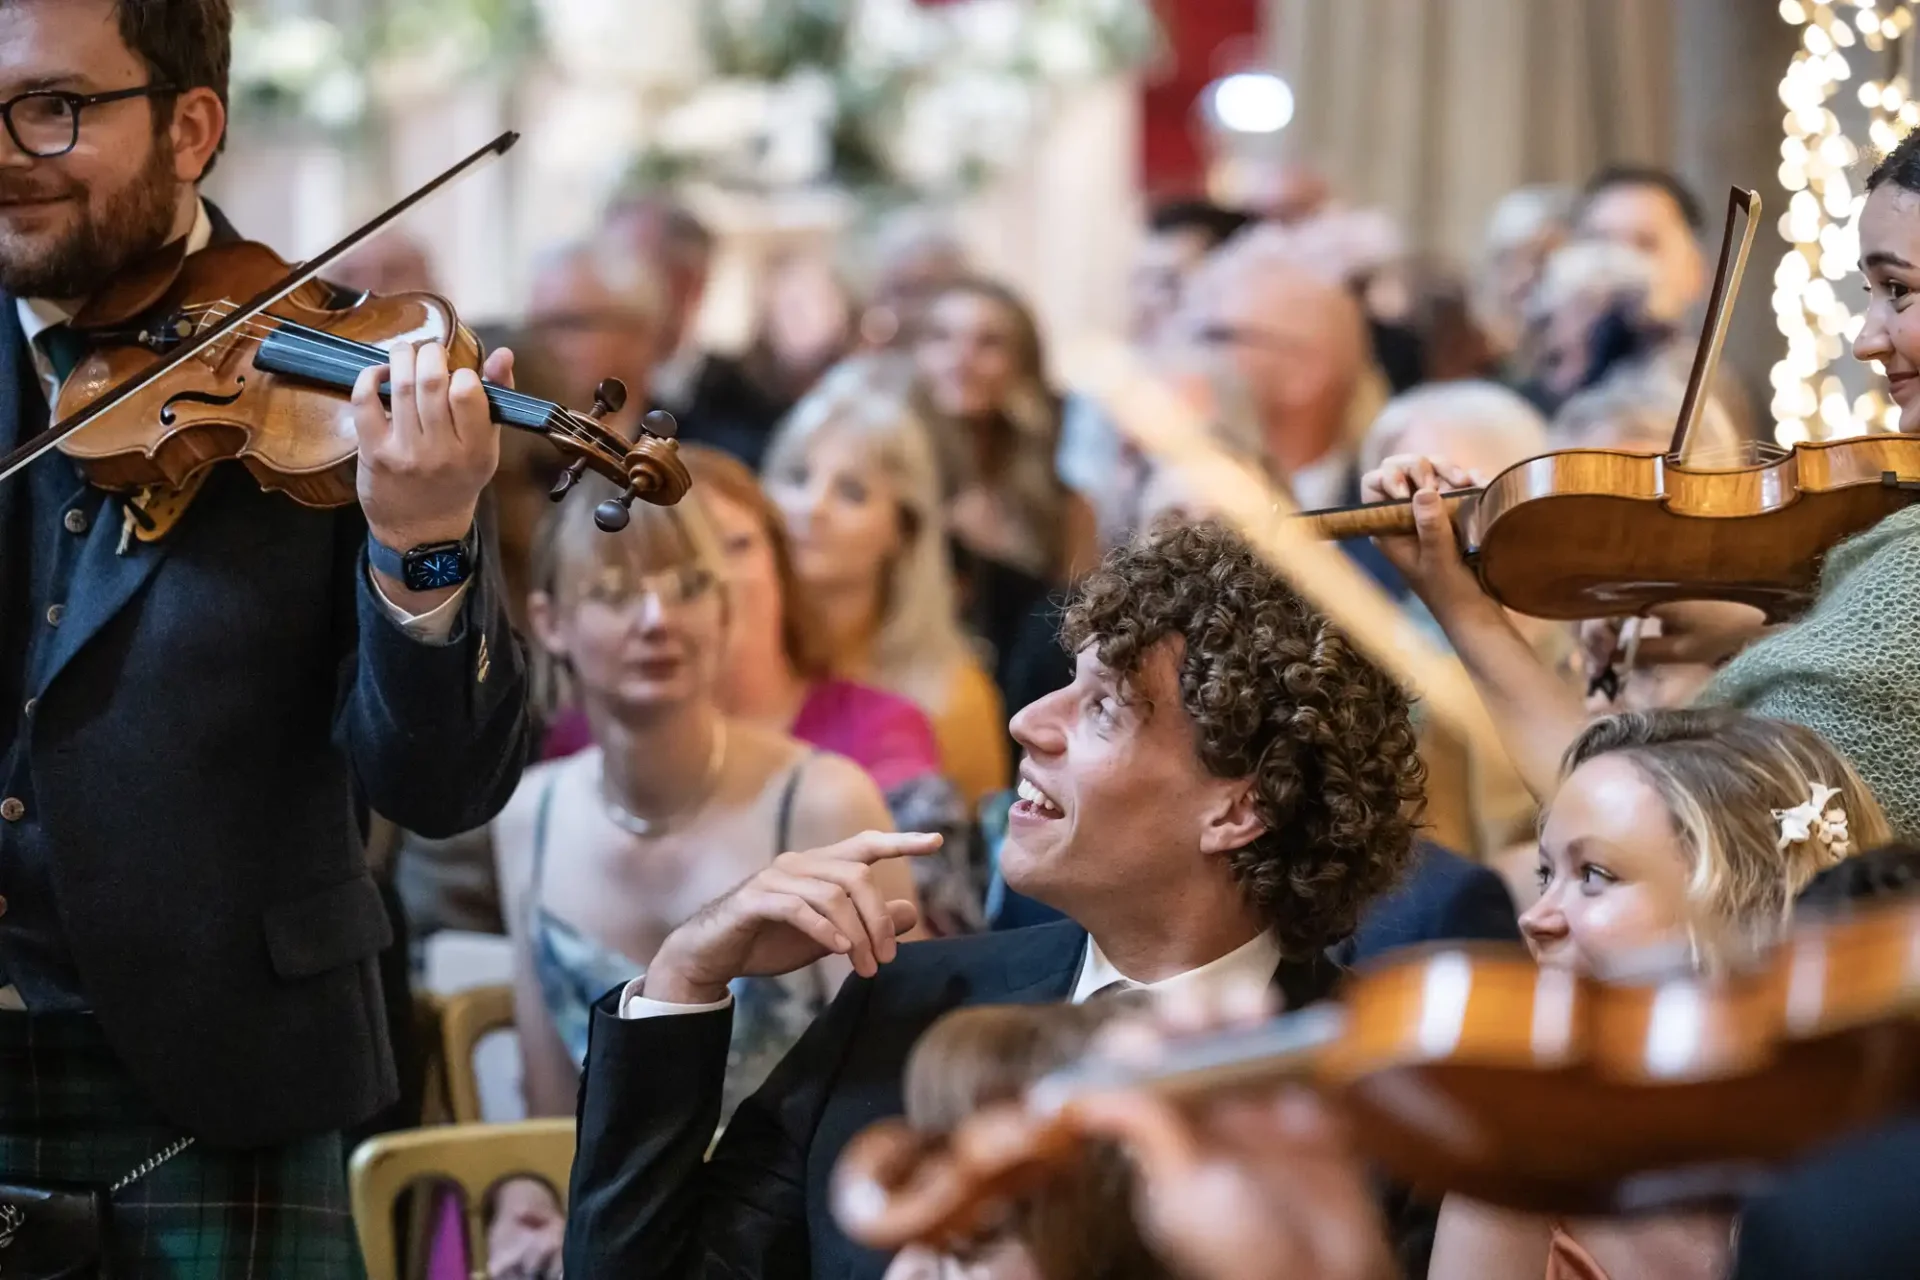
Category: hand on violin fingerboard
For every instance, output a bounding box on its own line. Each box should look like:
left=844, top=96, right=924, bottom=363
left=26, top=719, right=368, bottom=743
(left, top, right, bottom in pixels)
left=352, top=339, right=511, bottom=606
left=1072, top=985, right=1398, bottom=1280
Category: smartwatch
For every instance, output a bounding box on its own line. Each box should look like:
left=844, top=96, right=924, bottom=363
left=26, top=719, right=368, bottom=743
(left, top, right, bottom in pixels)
left=369, top=529, right=477, bottom=592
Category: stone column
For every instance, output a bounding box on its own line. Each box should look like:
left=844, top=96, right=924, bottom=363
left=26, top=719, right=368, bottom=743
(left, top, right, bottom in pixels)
left=1670, top=0, right=1802, bottom=424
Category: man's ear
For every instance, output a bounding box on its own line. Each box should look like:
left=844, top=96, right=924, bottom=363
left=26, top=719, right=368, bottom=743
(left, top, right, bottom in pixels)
left=1198, top=779, right=1266, bottom=856
left=168, top=86, right=226, bottom=184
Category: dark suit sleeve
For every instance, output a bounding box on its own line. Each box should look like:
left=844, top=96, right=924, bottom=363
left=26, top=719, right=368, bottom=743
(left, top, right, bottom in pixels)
left=566, top=977, right=876, bottom=1280
left=335, top=508, right=533, bottom=838
left=1430, top=861, right=1523, bottom=944
left=1731, top=1117, right=1920, bottom=1279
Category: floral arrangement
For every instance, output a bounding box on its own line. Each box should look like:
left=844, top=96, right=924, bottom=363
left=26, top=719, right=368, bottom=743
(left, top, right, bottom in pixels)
left=230, top=0, right=543, bottom=134
left=631, top=0, right=1163, bottom=201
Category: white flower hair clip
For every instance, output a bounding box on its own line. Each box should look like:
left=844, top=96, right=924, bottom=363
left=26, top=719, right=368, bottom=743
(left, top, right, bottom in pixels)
left=1774, top=782, right=1851, bottom=860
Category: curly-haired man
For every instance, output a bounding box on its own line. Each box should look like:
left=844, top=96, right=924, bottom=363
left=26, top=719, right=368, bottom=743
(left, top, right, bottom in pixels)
left=564, top=522, right=1427, bottom=1280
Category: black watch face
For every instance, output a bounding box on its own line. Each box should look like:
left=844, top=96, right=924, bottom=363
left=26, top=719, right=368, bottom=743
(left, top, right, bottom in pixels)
left=403, top=543, right=471, bottom=591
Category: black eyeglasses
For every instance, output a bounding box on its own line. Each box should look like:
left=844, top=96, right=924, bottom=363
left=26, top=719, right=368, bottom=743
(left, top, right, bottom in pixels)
left=0, top=84, right=177, bottom=159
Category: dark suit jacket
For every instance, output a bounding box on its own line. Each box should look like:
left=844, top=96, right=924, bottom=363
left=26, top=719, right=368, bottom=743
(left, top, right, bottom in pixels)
left=1731, top=1116, right=1920, bottom=1279
left=0, top=208, right=532, bottom=1147
left=566, top=921, right=1341, bottom=1279
left=1336, top=843, right=1522, bottom=966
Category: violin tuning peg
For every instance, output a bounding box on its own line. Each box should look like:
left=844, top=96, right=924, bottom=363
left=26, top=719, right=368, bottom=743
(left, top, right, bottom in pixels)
left=642, top=409, right=679, bottom=440
left=591, top=378, right=628, bottom=419
left=594, top=493, right=636, bottom=533
left=549, top=457, right=588, bottom=502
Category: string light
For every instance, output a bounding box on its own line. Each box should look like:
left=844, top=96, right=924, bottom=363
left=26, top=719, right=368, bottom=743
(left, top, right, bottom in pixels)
left=1774, top=1, right=1913, bottom=440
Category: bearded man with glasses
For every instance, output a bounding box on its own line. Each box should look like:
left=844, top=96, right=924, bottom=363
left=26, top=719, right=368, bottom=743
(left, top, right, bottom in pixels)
left=0, top=2, right=533, bottom=1274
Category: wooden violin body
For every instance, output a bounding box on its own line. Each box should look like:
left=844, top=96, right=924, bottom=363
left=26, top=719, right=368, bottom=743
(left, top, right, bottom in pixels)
left=58, top=241, right=480, bottom=507
left=1302, top=436, right=1920, bottom=620
left=832, top=894, right=1920, bottom=1251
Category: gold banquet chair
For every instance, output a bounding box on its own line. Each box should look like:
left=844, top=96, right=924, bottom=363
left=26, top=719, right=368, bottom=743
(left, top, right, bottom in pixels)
left=438, top=983, right=516, bottom=1124
left=350, top=1119, right=575, bottom=1280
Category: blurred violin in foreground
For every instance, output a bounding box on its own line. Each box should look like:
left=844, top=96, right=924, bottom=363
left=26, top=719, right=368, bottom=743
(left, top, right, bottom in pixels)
left=832, top=892, right=1920, bottom=1252
left=1296, top=188, right=1920, bottom=622
left=2, top=131, right=689, bottom=539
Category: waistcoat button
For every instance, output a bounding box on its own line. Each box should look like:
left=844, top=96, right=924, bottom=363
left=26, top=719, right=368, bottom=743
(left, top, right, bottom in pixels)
left=1, top=798, right=25, bottom=822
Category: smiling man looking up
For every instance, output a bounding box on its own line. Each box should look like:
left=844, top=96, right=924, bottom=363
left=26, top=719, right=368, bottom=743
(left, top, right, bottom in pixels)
left=565, top=520, right=1426, bottom=1279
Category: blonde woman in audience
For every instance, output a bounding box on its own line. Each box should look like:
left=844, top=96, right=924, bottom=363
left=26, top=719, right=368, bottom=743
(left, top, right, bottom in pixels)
left=763, top=369, right=1011, bottom=808
left=497, top=482, right=916, bottom=1116
left=1429, top=709, right=1884, bottom=1280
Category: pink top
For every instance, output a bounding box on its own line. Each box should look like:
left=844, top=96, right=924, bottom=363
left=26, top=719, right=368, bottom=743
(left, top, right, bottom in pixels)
left=541, top=679, right=942, bottom=792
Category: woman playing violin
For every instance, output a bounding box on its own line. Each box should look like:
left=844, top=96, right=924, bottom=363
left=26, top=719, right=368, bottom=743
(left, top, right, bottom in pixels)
left=1363, top=128, right=1920, bottom=842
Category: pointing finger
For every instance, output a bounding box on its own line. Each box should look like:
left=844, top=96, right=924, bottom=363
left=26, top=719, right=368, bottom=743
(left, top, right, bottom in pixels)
left=386, top=340, right=421, bottom=440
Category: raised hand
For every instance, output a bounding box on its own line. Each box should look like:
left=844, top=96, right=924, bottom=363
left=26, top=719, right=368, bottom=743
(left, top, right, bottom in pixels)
left=352, top=339, right=511, bottom=604
left=1358, top=452, right=1487, bottom=619
left=643, top=830, right=942, bottom=1006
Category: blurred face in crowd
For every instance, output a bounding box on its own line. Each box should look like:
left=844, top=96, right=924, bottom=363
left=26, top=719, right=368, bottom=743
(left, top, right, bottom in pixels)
left=765, top=427, right=907, bottom=598
left=1854, top=181, right=1920, bottom=433
left=0, top=0, right=222, bottom=299
left=701, top=487, right=787, bottom=686
left=604, top=201, right=708, bottom=356
left=1003, top=640, right=1255, bottom=920
left=917, top=288, right=1025, bottom=421
left=527, top=252, right=660, bottom=418
left=1577, top=183, right=1704, bottom=322
left=863, top=239, right=969, bottom=348
left=330, top=232, right=436, bottom=296
left=1186, top=263, right=1361, bottom=470
left=1521, top=755, right=1691, bottom=974
left=532, top=528, right=727, bottom=720
left=1130, top=226, right=1214, bottom=346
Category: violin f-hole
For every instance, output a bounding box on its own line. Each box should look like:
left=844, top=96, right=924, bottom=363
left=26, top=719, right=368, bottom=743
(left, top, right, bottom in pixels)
left=159, top=376, right=248, bottom=425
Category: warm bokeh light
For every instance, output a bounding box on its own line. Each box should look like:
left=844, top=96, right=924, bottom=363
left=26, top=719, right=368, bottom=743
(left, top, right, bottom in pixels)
left=1774, top=0, right=1912, bottom=440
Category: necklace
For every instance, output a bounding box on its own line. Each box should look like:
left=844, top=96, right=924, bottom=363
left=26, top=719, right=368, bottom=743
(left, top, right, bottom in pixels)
left=599, top=717, right=729, bottom=838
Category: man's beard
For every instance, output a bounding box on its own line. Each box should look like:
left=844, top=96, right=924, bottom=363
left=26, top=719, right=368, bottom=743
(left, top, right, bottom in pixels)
left=0, top=136, right=181, bottom=300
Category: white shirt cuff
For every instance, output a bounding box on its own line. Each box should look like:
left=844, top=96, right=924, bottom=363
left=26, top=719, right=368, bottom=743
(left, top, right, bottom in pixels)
left=368, top=569, right=471, bottom=644
left=617, top=976, right=734, bottom=1019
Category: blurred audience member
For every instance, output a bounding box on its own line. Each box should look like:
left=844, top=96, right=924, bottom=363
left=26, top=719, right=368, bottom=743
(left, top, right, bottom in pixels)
left=915, top=279, right=1099, bottom=720
left=1175, top=228, right=1401, bottom=591
left=329, top=229, right=438, bottom=296
left=1552, top=364, right=1740, bottom=460
left=505, top=480, right=914, bottom=1116
left=523, top=236, right=667, bottom=439
left=764, top=367, right=1010, bottom=808
left=680, top=446, right=985, bottom=934
left=1575, top=166, right=1708, bottom=324
left=857, top=210, right=973, bottom=350
left=1473, top=185, right=1575, bottom=364
left=486, top=483, right=914, bottom=1268
left=740, top=248, right=856, bottom=417
left=607, top=192, right=786, bottom=466
left=1512, top=240, right=1669, bottom=416
left=1130, top=199, right=1252, bottom=348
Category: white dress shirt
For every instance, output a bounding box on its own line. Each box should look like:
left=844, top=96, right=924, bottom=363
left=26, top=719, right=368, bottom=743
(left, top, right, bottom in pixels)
left=617, top=929, right=1284, bottom=1020
left=12, top=200, right=468, bottom=643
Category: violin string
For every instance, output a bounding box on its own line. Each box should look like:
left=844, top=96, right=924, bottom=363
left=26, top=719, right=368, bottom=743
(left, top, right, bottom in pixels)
left=161, top=303, right=605, bottom=453
left=172, top=301, right=581, bottom=426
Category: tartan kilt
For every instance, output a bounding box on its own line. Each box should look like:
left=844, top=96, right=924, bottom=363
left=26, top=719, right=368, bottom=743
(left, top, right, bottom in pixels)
left=0, top=1012, right=366, bottom=1279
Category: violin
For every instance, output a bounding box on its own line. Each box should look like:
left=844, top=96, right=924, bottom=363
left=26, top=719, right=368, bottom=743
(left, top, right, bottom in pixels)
left=1296, top=189, right=1920, bottom=622
left=2, top=132, right=689, bottom=537
left=831, top=892, right=1920, bottom=1252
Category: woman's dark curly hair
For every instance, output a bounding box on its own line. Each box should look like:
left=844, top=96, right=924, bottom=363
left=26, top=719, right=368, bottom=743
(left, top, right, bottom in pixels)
left=1059, top=521, right=1425, bottom=956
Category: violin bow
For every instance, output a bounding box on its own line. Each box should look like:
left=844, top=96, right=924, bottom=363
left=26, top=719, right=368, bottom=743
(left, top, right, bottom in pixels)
left=0, top=130, right=521, bottom=487
left=1669, top=187, right=1760, bottom=464
left=1064, top=342, right=1505, bottom=764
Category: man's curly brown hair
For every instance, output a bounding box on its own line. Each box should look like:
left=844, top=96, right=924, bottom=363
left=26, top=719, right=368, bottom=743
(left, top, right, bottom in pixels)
left=1059, top=521, right=1426, bottom=956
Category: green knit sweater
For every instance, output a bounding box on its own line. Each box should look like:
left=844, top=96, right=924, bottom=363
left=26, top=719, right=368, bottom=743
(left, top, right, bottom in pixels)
left=1704, top=503, right=1920, bottom=842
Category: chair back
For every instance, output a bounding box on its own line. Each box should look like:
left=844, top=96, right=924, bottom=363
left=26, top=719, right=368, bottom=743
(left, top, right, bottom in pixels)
left=439, top=983, right=516, bottom=1124
left=350, top=1119, right=575, bottom=1280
